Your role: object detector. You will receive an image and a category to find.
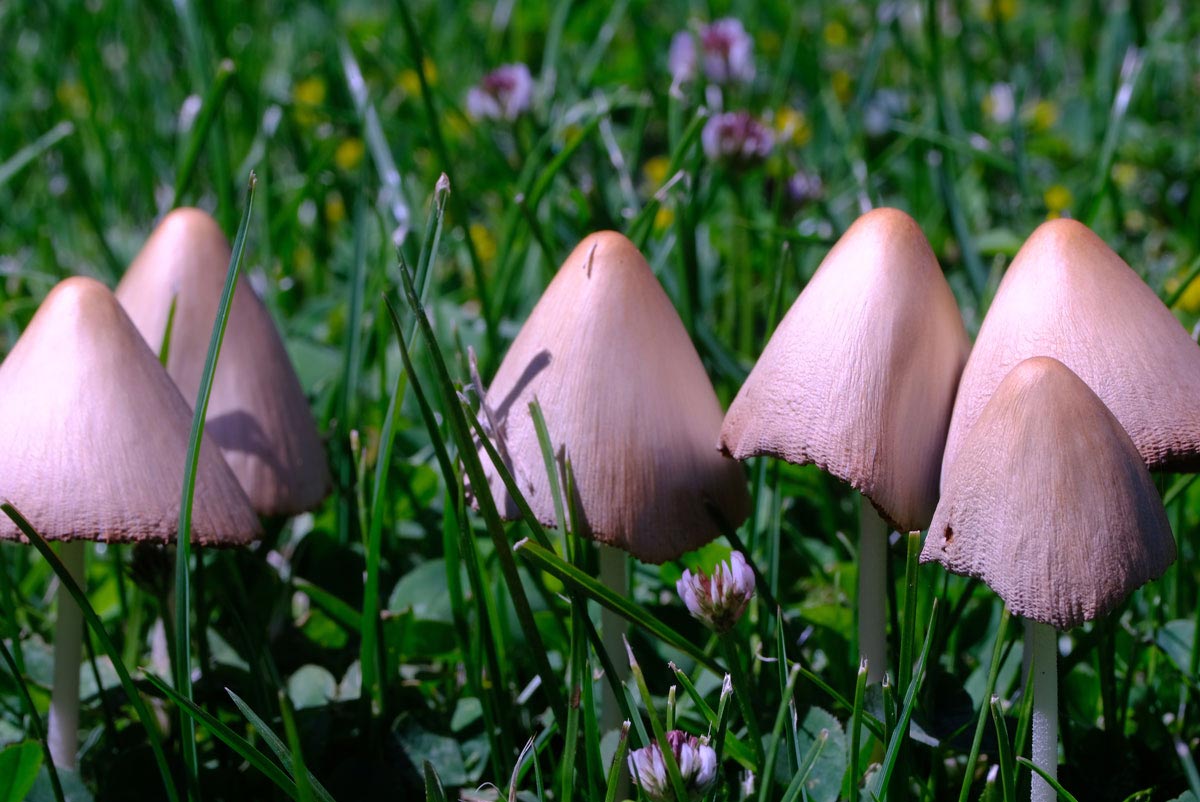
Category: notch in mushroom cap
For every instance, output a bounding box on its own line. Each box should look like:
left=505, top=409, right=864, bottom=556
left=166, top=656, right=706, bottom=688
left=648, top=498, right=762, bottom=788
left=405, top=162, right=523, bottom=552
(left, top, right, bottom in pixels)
left=942, top=218, right=1200, bottom=483
left=0, top=276, right=261, bottom=545
left=115, top=208, right=330, bottom=517
left=922, top=356, right=1175, bottom=629
left=720, top=207, right=969, bottom=532
left=475, top=231, right=750, bottom=564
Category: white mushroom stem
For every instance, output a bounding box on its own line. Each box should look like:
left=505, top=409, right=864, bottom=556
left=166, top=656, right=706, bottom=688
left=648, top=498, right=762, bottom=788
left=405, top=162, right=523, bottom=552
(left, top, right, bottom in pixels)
left=1026, top=619, right=1058, bottom=802
left=858, top=501, right=888, bottom=683
left=48, top=540, right=85, bottom=770
left=599, top=545, right=628, bottom=734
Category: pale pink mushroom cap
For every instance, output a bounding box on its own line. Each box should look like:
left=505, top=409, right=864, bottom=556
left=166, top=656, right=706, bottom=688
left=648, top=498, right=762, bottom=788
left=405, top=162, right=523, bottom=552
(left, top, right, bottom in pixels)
left=476, top=231, right=750, bottom=564
left=922, top=357, right=1175, bottom=629
left=0, top=277, right=261, bottom=545
left=942, top=218, right=1200, bottom=483
left=116, top=208, right=330, bottom=517
left=720, top=208, right=969, bottom=532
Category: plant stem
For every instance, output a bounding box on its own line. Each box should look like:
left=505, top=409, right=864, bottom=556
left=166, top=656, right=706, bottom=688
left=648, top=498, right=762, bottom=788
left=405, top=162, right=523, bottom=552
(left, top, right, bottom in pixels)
left=859, top=500, right=888, bottom=683
left=720, top=633, right=765, bottom=766
left=1027, top=619, right=1059, bottom=802
left=599, top=546, right=628, bottom=735
left=48, top=540, right=85, bottom=770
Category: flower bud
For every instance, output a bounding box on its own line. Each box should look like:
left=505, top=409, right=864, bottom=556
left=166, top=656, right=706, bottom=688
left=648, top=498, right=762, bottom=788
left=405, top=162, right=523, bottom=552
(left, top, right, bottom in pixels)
left=676, top=551, right=755, bottom=632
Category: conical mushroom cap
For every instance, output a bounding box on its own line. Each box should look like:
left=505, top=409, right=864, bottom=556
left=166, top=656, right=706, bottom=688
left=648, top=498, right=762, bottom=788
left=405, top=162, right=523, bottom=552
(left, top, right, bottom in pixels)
left=720, top=208, right=969, bottom=531
left=477, top=231, right=750, bottom=564
left=0, top=277, right=261, bottom=545
left=942, top=218, right=1200, bottom=483
left=115, top=208, right=330, bottom=516
left=921, top=357, right=1175, bottom=629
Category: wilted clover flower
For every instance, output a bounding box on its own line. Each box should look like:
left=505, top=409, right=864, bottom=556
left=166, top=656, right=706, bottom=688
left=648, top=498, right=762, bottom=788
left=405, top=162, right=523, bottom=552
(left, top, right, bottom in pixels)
left=701, top=18, right=755, bottom=85
left=466, top=63, right=533, bottom=122
left=701, top=112, right=774, bottom=167
left=677, top=551, right=755, bottom=632
left=628, top=730, right=718, bottom=802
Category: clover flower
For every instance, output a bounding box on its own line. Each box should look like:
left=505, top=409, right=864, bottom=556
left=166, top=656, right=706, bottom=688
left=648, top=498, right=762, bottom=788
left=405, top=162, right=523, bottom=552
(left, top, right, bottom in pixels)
left=701, top=112, right=774, bottom=167
left=676, top=551, right=755, bottom=632
left=627, top=730, right=718, bottom=802
left=668, top=32, right=698, bottom=85
left=700, top=18, right=755, bottom=85
left=466, top=63, right=533, bottom=122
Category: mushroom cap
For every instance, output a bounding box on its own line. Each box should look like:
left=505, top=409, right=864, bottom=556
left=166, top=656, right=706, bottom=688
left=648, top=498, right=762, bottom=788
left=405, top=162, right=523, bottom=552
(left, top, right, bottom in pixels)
left=0, top=277, right=262, bottom=545
left=942, top=218, right=1200, bottom=483
left=921, top=356, right=1175, bottom=630
left=476, top=231, right=750, bottom=564
left=115, top=208, right=330, bottom=516
left=719, top=207, right=969, bottom=531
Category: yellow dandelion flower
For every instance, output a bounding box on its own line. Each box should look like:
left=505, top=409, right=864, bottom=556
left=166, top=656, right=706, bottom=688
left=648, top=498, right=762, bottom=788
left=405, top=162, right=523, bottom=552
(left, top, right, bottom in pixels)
left=1178, top=277, right=1200, bottom=315
left=823, top=21, right=848, bottom=48
left=775, top=107, right=812, bottom=146
left=831, top=70, right=852, bottom=105
left=654, top=206, right=675, bottom=231
left=1029, top=99, right=1058, bottom=131
left=398, top=69, right=421, bottom=98
left=293, top=244, right=315, bottom=274
left=1112, top=162, right=1138, bottom=191
left=335, top=138, right=366, bottom=172
left=1043, top=184, right=1073, bottom=216
left=293, top=77, right=326, bottom=127
left=469, top=222, right=497, bottom=264
left=643, top=155, right=671, bottom=189
left=995, top=0, right=1017, bottom=21
left=325, top=191, right=346, bottom=226
left=422, top=58, right=438, bottom=85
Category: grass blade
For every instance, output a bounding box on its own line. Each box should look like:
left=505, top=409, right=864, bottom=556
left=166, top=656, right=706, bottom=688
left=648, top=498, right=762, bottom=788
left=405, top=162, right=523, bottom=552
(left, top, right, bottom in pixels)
left=278, top=692, right=315, bottom=802
left=1017, top=758, right=1081, bottom=802
left=0, top=121, right=73, bottom=188
left=172, top=59, right=236, bottom=208
left=626, top=640, right=690, bottom=802
left=990, top=696, right=1016, bottom=802
left=144, top=674, right=299, bottom=797
left=226, top=689, right=336, bottom=802
left=0, top=638, right=65, bottom=802
left=175, top=172, right=256, bottom=796
left=872, top=600, right=939, bottom=797
left=2, top=504, right=179, bottom=802
left=757, top=664, right=802, bottom=802
left=958, top=608, right=1012, bottom=802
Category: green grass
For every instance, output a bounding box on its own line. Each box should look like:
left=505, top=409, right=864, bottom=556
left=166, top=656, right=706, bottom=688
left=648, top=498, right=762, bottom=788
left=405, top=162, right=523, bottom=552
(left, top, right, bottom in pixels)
left=2, top=1, right=1200, bottom=800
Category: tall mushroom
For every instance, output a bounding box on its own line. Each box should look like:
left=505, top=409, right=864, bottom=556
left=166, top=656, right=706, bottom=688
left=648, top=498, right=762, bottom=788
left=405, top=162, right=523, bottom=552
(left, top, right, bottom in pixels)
left=474, top=231, right=750, bottom=730
left=921, top=356, right=1175, bottom=801
left=115, top=207, right=330, bottom=516
left=941, top=217, right=1200, bottom=481
left=0, top=277, right=261, bottom=769
left=720, top=207, right=969, bottom=680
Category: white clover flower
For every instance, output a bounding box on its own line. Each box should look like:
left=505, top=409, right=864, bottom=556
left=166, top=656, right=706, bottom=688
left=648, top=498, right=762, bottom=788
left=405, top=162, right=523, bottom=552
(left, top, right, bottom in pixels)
left=701, top=112, right=774, bottom=167
left=700, top=18, right=755, bottom=85
left=628, top=730, right=718, bottom=802
left=466, top=63, right=533, bottom=122
left=676, top=551, right=755, bottom=632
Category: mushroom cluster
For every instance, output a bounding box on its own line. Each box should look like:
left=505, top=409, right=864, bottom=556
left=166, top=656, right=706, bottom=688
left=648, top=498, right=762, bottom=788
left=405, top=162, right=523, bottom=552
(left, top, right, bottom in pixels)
left=0, top=209, right=330, bottom=769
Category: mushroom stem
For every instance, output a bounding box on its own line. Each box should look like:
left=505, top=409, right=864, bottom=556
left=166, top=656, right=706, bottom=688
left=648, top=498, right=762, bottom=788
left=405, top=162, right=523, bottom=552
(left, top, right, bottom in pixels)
left=48, top=540, right=85, bottom=770
left=858, top=501, right=888, bottom=683
left=599, top=545, right=628, bottom=734
left=1026, top=619, right=1058, bottom=802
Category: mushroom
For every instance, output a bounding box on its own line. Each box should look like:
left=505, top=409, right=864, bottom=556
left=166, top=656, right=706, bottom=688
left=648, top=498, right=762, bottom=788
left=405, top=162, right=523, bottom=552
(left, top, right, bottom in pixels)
left=720, top=207, right=969, bottom=680
left=921, top=356, right=1175, bottom=800
left=474, top=231, right=750, bottom=734
left=477, top=230, right=750, bottom=563
left=115, top=207, right=330, bottom=517
left=941, top=217, right=1200, bottom=482
left=0, top=277, right=261, bottom=769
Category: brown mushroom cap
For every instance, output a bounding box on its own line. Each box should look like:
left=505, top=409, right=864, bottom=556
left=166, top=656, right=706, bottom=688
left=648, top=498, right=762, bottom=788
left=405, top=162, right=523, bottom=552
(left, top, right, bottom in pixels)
left=115, top=208, right=330, bottom=517
left=719, top=207, right=969, bottom=531
left=942, top=218, right=1200, bottom=483
left=476, top=231, right=750, bottom=564
left=921, top=356, right=1175, bottom=629
left=0, top=277, right=261, bottom=545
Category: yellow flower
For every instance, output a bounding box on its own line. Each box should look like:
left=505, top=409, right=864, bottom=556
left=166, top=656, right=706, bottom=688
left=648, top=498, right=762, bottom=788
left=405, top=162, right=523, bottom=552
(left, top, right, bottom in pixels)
left=56, top=80, right=90, bottom=117
left=1177, top=276, right=1200, bottom=315
left=980, top=0, right=1017, bottom=21
left=1112, top=162, right=1138, bottom=191
left=831, top=70, right=852, bottom=105
left=775, top=107, right=812, bottom=146
left=335, top=138, right=366, bottom=172
left=398, top=58, right=438, bottom=98
left=823, top=21, right=848, bottom=48
left=1029, top=99, right=1058, bottom=131
left=643, top=156, right=671, bottom=190
left=325, top=191, right=346, bottom=226
left=1043, top=184, right=1073, bottom=217
left=654, top=206, right=675, bottom=231
left=293, top=77, right=326, bottom=127
left=1122, top=208, right=1146, bottom=234
left=469, top=222, right=497, bottom=264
